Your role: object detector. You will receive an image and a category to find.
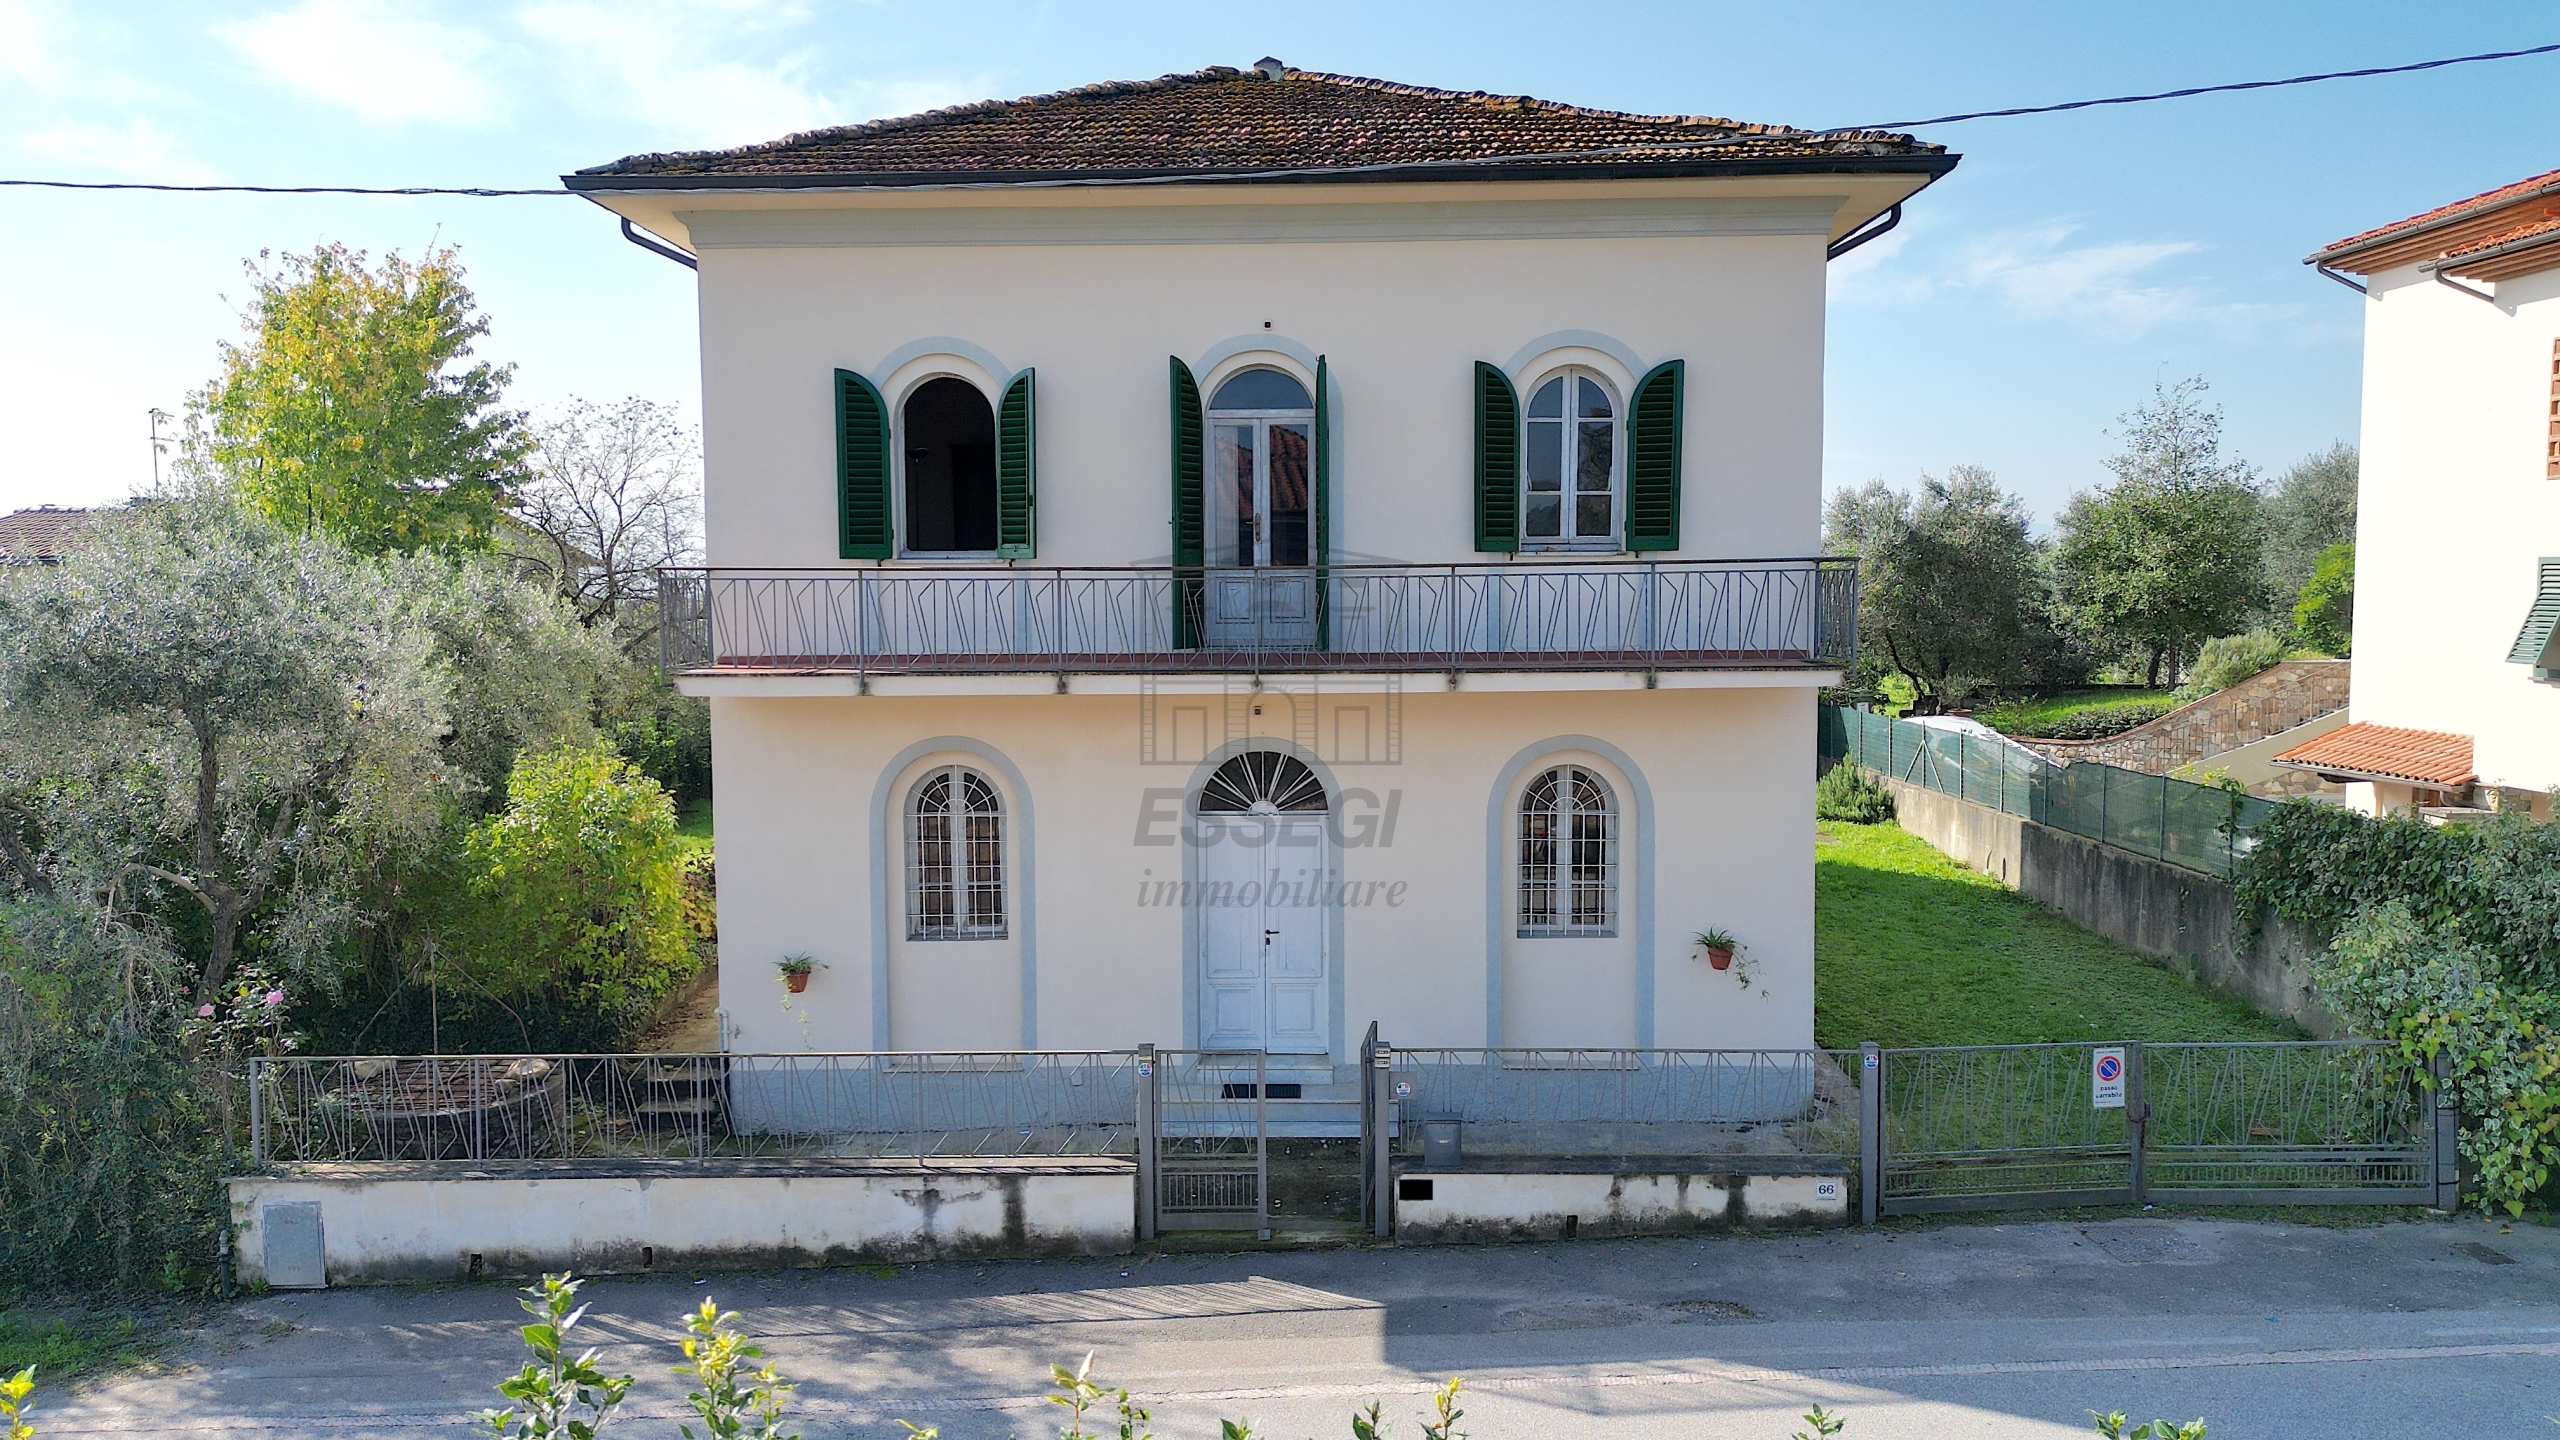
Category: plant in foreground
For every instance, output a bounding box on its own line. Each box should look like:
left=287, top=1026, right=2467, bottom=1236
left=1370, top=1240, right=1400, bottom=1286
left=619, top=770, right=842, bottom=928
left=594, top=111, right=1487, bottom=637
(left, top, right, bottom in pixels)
left=2091, top=1412, right=2205, bottom=1440
left=4, top=1366, right=35, bottom=1440
left=482, top=1274, right=634, bottom=1439
left=674, top=1299, right=797, bottom=1440
left=1792, top=1404, right=1846, bottom=1438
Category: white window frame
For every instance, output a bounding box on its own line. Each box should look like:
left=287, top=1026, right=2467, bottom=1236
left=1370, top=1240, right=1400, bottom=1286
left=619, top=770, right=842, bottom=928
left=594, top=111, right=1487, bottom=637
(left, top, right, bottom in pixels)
left=906, top=765, right=1007, bottom=940
left=1205, top=367, right=1317, bottom=570
left=1520, top=367, right=1622, bottom=552
left=895, top=374, right=1006, bottom=563
left=1516, top=764, right=1618, bottom=938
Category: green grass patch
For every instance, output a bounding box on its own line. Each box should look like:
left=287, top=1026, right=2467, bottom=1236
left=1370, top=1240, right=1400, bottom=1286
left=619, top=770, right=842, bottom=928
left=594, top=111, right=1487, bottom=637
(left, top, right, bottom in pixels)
left=1815, top=821, right=2296, bottom=1049
left=675, top=796, right=714, bottom=853
left=1974, top=689, right=2180, bottom=740
left=0, top=1306, right=189, bottom=1383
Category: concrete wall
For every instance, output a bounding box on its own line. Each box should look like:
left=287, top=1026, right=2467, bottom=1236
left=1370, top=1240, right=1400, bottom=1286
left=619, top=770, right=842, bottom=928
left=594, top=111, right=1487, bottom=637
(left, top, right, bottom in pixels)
left=2352, top=263, right=2560, bottom=794
left=1394, top=1170, right=1845, bottom=1243
left=1876, top=776, right=2336, bottom=1036
left=230, top=1160, right=1136, bottom=1287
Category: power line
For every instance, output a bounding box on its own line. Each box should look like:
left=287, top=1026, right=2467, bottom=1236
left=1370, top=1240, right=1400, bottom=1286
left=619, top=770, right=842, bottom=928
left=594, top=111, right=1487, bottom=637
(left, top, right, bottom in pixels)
left=0, top=39, right=2554, bottom=196
left=1848, top=39, right=2560, bottom=130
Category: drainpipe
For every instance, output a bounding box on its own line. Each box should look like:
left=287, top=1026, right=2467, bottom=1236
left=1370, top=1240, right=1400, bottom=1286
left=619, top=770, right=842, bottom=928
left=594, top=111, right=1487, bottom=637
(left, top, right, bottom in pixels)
left=2424, top=259, right=2497, bottom=306
left=2313, top=264, right=2367, bottom=295
left=622, top=217, right=697, bottom=270
left=1826, top=203, right=1902, bottom=261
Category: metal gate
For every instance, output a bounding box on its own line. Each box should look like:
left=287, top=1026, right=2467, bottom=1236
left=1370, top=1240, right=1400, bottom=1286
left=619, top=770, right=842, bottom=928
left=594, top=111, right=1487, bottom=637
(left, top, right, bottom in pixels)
left=1868, top=1040, right=2454, bottom=1217
left=1143, top=1049, right=1269, bottom=1236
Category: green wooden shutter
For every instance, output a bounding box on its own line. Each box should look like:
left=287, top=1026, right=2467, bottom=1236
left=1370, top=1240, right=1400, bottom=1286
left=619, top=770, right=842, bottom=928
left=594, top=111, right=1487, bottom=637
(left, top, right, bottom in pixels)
left=2510, top=556, right=2560, bottom=677
left=1473, top=362, right=1519, bottom=553
left=1314, top=354, right=1331, bottom=649
left=835, top=368, right=892, bottom=559
left=1625, top=359, right=1685, bottom=553
left=996, top=368, right=1036, bottom=559
left=1169, top=357, right=1205, bottom=648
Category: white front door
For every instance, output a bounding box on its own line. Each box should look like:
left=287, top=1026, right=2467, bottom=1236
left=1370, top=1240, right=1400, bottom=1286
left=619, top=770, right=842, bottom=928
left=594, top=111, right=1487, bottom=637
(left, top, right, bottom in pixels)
left=1195, top=813, right=1330, bottom=1054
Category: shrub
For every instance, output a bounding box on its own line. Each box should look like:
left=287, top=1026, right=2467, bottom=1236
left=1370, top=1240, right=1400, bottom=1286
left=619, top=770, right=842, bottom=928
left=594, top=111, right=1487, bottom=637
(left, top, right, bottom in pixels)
left=1816, top=762, right=1896, bottom=823
left=2029, top=699, right=2176, bottom=740
left=2177, top=630, right=2289, bottom=701
left=2292, top=541, right=2354, bottom=656
left=444, top=742, right=696, bottom=1051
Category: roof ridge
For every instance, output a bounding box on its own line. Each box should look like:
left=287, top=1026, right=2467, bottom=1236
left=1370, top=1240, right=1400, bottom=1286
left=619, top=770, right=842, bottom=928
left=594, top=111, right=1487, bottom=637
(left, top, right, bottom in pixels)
left=2314, top=165, right=2560, bottom=262
left=1274, top=67, right=1783, bottom=135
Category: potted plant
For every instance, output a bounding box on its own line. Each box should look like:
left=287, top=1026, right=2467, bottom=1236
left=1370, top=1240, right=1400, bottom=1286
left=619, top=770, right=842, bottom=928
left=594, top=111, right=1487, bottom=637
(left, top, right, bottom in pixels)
left=776, top=954, right=818, bottom=994
left=1694, top=928, right=1738, bottom=971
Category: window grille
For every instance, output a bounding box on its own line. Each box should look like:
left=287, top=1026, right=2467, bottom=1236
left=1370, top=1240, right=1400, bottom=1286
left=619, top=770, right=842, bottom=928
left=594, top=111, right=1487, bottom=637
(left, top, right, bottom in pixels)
left=908, top=766, right=1006, bottom=940
left=1517, top=764, right=1617, bottom=937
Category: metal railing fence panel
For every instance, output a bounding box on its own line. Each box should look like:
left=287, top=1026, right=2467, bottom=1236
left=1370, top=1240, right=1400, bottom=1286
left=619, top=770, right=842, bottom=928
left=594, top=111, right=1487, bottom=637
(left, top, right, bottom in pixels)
left=1878, top=1043, right=2134, bottom=1210
left=250, top=1052, right=1141, bottom=1164
left=657, top=559, right=1854, bottom=676
left=2141, top=1042, right=2435, bottom=1202
left=1389, top=1049, right=1858, bottom=1169
left=1151, top=1050, right=1269, bottom=1234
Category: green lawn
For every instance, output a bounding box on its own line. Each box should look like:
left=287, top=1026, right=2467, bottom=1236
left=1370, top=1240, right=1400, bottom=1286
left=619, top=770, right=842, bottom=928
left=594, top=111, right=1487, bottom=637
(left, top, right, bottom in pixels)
left=1971, top=688, right=2180, bottom=739
left=1814, top=821, right=2296, bottom=1049
left=0, top=1307, right=185, bottom=1383
left=674, top=796, right=713, bottom=854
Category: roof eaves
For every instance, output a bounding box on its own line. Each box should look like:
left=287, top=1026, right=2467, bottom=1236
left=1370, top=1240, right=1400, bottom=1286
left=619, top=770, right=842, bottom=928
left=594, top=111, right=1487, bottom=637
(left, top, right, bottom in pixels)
left=2306, top=172, right=2560, bottom=269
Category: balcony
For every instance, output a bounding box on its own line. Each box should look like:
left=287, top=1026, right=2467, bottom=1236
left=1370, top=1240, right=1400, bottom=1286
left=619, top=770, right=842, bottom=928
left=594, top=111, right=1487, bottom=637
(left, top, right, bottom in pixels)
left=656, top=557, right=1855, bottom=678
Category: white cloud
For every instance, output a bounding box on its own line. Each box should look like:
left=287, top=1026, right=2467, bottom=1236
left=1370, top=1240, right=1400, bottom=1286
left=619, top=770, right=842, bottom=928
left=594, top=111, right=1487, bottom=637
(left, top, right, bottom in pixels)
left=1836, top=217, right=2278, bottom=338
left=217, top=0, right=507, bottom=126
left=0, top=0, right=68, bottom=90
left=20, top=116, right=221, bottom=183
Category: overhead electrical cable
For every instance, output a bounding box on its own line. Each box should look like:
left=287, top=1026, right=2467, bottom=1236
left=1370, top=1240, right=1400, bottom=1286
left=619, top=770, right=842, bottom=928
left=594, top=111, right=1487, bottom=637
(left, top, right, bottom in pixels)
left=0, top=39, right=2554, bottom=196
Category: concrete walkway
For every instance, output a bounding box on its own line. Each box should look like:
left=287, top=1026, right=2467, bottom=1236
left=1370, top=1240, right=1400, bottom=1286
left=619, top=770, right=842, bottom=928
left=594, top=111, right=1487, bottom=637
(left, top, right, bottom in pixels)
left=43, top=1215, right=2560, bottom=1437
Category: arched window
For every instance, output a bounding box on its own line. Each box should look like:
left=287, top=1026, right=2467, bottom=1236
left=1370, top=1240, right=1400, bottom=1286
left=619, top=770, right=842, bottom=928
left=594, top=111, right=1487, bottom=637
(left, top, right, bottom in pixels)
left=1518, top=765, right=1617, bottom=937
left=1198, top=750, right=1328, bottom=813
left=1206, top=368, right=1314, bottom=568
left=902, top=377, right=998, bottom=554
left=1522, top=369, right=1617, bottom=546
left=907, top=766, right=1005, bottom=940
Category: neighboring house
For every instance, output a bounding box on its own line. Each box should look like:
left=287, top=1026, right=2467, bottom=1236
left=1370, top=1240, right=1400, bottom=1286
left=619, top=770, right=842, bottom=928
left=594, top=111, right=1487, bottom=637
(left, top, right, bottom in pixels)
left=0, top=506, right=99, bottom=564
left=572, top=63, right=1953, bottom=1066
left=2282, top=171, right=2560, bottom=819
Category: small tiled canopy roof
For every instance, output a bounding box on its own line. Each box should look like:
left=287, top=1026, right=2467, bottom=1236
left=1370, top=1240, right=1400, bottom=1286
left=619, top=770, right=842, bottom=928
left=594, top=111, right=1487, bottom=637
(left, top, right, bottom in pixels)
left=0, top=506, right=95, bottom=563
left=570, top=64, right=1952, bottom=190
left=2271, top=722, right=2476, bottom=788
left=2309, top=167, right=2560, bottom=281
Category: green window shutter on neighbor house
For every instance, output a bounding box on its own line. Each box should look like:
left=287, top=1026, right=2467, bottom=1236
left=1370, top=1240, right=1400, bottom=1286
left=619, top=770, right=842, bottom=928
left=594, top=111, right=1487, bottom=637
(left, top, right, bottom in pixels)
left=1625, top=359, right=1685, bottom=553
left=1169, top=357, right=1205, bottom=647
left=1473, top=362, right=1519, bottom=553
left=2509, top=556, right=2560, bottom=679
left=996, top=368, right=1036, bottom=559
left=835, top=368, right=892, bottom=559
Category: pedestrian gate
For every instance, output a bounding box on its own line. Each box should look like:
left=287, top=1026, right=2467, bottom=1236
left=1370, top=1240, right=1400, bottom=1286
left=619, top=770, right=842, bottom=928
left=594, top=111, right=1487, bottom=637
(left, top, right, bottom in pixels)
left=1140, top=1049, right=1269, bottom=1236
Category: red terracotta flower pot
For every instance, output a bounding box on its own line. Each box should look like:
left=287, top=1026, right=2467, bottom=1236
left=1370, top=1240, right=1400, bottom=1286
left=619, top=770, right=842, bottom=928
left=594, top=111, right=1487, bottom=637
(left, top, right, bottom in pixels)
left=1706, top=947, right=1734, bottom=971
left=784, top=972, right=810, bottom=993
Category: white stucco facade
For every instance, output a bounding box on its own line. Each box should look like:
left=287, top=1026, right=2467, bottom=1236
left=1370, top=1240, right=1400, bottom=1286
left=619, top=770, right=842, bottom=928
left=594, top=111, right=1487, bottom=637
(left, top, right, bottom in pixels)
left=589, top=153, right=1936, bottom=1061
left=2346, top=263, right=2560, bottom=811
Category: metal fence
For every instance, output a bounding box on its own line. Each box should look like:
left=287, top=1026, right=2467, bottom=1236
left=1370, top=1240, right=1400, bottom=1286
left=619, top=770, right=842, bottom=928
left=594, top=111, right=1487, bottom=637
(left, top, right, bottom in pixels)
left=248, top=1052, right=1142, bottom=1164
left=1866, top=1040, right=2453, bottom=1216
left=1819, top=704, right=2278, bottom=877
left=657, top=558, right=1856, bottom=676
left=1389, top=1048, right=1862, bottom=1171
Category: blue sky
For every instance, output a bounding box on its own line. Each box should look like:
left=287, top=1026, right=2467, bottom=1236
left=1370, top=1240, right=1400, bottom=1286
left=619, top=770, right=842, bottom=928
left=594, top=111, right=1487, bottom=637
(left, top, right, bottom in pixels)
left=3, top=0, right=2556, bottom=525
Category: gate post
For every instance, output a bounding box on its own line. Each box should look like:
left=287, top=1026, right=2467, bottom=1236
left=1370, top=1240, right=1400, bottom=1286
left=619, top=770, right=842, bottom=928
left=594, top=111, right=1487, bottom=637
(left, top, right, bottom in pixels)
left=1368, top=1032, right=1396, bottom=1239
left=1135, top=1044, right=1159, bottom=1242
left=1858, top=1043, right=1882, bottom=1225
left=2431, top=1047, right=2460, bottom=1213
left=1254, top=1050, right=1271, bottom=1241
left=2126, top=1041, right=2148, bottom=1205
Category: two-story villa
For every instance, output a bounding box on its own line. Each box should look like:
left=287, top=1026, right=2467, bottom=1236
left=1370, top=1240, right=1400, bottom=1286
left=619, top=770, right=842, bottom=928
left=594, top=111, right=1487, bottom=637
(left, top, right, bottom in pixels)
left=570, top=63, right=1953, bottom=1074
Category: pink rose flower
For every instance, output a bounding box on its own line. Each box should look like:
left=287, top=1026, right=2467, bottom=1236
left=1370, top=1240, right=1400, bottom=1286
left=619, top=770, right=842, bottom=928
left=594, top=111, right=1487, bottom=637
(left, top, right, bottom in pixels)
left=197, top=1004, right=216, bottom=1018
left=265, top=989, right=285, bottom=1008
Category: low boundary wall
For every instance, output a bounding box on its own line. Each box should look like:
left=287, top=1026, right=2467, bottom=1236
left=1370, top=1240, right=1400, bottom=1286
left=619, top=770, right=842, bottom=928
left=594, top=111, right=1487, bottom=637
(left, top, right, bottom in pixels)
left=231, top=1157, right=1136, bottom=1287
left=1391, top=1168, right=1848, bottom=1244
left=1876, top=775, right=2336, bottom=1036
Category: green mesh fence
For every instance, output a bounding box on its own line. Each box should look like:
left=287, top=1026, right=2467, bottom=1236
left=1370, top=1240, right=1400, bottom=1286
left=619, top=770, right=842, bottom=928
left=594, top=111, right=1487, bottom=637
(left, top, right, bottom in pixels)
left=1818, top=705, right=2272, bottom=877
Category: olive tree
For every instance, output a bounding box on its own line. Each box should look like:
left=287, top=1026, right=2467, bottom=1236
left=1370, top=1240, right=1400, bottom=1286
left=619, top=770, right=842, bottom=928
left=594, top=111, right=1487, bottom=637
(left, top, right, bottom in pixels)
left=1826, top=466, right=2051, bottom=712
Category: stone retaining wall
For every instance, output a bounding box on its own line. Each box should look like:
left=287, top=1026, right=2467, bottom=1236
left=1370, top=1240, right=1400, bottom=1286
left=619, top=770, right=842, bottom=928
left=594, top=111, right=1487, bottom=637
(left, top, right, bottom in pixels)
left=2017, top=661, right=2350, bottom=776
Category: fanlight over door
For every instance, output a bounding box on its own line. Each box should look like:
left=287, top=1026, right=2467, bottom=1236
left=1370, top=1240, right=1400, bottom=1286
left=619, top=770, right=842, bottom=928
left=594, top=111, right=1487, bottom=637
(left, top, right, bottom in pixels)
left=1195, top=751, right=1330, bottom=1054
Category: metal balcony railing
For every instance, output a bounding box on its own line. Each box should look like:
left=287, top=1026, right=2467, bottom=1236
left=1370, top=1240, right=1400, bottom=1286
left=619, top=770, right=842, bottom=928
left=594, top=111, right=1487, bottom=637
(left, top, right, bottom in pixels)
left=656, top=557, right=1856, bottom=676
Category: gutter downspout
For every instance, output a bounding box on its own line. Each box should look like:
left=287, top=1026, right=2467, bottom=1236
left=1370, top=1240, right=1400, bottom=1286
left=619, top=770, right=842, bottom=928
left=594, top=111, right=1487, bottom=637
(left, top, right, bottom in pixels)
left=2425, top=259, right=2497, bottom=305
left=1826, top=203, right=1902, bottom=261
left=622, top=217, right=697, bottom=270
left=2314, top=263, right=2367, bottom=295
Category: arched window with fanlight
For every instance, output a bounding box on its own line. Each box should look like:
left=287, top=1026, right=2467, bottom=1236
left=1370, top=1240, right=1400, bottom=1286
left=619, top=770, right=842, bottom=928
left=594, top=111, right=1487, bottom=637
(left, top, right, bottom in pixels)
left=1517, top=764, right=1617, bottom=937
left=1522, top=369, right=1618, bottom=547
left=907, top=766, right=1006, bottom=940
left=1197, top=749, right=1329, bottom=815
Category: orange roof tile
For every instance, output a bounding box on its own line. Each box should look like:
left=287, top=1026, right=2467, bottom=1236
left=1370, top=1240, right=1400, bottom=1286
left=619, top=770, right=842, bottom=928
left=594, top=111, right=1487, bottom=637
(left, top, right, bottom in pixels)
left=2317, top=167, right=2560, bottom=258
left=2271, top=722, right=2475, bottom=788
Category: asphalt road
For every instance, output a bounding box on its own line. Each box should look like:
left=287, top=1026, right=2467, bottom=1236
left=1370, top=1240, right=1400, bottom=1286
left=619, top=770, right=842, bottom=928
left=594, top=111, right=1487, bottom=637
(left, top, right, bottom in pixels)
left=42, top=1215, right=2560, bottom=1438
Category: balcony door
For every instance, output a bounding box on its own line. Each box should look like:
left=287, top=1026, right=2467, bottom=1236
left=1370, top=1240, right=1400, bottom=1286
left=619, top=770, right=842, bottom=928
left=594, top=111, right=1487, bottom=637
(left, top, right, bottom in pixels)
left=1205, top=369, right=1317, bottom=649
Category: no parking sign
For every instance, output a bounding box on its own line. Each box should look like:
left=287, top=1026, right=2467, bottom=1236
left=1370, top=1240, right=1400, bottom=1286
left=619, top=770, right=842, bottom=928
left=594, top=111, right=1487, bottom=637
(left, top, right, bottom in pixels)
left=2091, top=1047, right=2127, bottom=1109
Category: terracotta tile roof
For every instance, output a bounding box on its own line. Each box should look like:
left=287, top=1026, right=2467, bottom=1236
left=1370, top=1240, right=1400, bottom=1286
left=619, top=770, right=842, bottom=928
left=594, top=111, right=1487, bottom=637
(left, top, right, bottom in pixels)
left=2271, top=722, right=2476, bottom=788
left=571, top=64, right=1951, bottom=190
left=0, top=506, right=97, bottom=563
left=2310, top=166, right=2560, bottom=275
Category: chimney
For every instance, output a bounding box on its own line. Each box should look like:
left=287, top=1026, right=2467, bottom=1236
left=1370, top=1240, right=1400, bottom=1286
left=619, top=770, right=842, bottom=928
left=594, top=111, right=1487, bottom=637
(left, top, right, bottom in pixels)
left=1254, top=57, right=1286, bottom=81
